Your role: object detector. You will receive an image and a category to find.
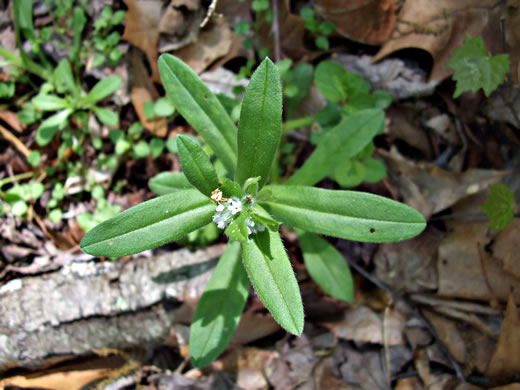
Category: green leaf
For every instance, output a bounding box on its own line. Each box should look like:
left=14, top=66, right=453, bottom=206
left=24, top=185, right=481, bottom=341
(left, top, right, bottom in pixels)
left=80, top=189, right=215, bottom=257
left=333, top=159, right=366, bottom=188
left=53, top=59, right=77, bottom=95
left=259, top=185, right=426, bottom=243
left=363, top=157, right=386, bottom=183
left=235, top=58, right=282, bottom=189
left=154, top=97, right=176, bottom=117
left=315, top=36, right=329, bottom=50
left=0, top=81, right=15, bottom=98
left=249, top=208, right=279, bottom=231
left=298, top=232, right=353, bottom=302
left=242, top=229, right=304, bottom=335
left=447, top=35, right=510, bottom=98
left=82, top=76, right=121, bottom=105
left=225, top=212, right=249, bottom=242
left=176, top=134, right=219, bottom=198
left=32, top=95, right=68, bottom=111
left=190, top=241, right=249, bottom=367
left=150, top=137, right=165, bottom=158
left=285, top=63, right=314, bottom=118
left=144, top=101, right=155, bottom=119
left=132, top=140, right=150, bottom=159
left=13, top=0, right=35, bottom=41
left=480, top=183, right=515, bottom=231
left=148, top=172, right=194, bottom=195
left=36, top=109, right=72, bottom=146
left=92, top=106, right=119, bottom=126
left=219, top=177, right=244, bottom=199
left=314, top=61, right=348, bottom=103
left=287, top=109, right=384, bottom=186
left=158, top=54, right=237, bottom=173
left=71, top=7, right=87, bottom=63
left=49, top=208, right=63, bottom=223
left=11, top=200, right=28, bottom=216
left=27, top=150, right=41, bottom=167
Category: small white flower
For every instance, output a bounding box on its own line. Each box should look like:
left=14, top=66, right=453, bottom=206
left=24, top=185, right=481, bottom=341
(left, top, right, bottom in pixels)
left=216, top=204, right=225, bottom=212
left=227, top=197, right=243, bottom=215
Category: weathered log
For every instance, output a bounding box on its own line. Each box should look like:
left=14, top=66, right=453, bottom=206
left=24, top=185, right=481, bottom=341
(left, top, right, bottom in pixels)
left=0, top=245, right=225, bottom=371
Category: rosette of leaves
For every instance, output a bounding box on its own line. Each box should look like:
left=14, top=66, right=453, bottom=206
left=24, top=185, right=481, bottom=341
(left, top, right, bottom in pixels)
left=81, top=55, right=426, bottom=367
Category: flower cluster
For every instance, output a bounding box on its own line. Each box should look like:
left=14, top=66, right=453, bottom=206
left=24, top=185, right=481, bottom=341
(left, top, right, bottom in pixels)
left=212, top=195, right=266, bottom=236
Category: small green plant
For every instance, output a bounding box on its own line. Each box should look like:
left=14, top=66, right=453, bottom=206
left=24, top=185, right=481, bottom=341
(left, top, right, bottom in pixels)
left=283, top=60, right=392, bottom=188
left=88, top=6, right=126, bottom=67
left=481, top=183, right=516, bottom=231
left=81, top=55, right=426, bottom=367
left=300, top=5, right=336, bottom=50
left=447, top=35, right=510, bottom=98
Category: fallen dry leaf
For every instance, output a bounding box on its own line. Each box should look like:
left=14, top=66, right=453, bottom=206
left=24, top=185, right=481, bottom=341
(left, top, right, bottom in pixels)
left=0, top=111, right=23, bottom=132
left=130, top=51, right=167, bottom=136
left=437, top=221, right=520, bottom=303
left=380, top=148, right=507, bottom=218
left=174, top=19, right=232, bottom=74
left=373, top=0, right=507, bottom=81
left=487, top=294, right=520, bottom=378
left=314, top=357, right=353, bottom=390
left=423, top=309, right=467, bottom=364
left=374, top=226, right=441, bottom=294
left=158, top=0, right=205, bottom=53
left=315, top=0, right=396, bottom=45
left=492, top=219, right=520, bottom=279
left=122, top=0, right=163, bottom=81
left=323, top=305, right=406, bottom=345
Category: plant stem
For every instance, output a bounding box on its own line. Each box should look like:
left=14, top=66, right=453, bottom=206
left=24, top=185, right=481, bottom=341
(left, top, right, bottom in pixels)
left=282, top=115, right=315, bottom=133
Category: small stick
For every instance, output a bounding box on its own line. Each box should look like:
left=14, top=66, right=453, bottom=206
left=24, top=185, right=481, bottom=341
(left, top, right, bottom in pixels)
left=346, top=258, right=468, bottom=388
left=0, top=124, right=31, bottom=157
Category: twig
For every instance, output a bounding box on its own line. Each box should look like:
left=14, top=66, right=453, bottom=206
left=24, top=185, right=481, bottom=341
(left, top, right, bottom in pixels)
left=0, top=124, right=31, bottom=157
left=345, top=258, right=468, bottom=388
left=271, top=0, right=281, bottom=62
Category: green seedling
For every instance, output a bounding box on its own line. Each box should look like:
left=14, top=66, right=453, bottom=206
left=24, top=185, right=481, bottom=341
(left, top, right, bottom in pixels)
left=81, top=55, right=426, bottom=368
left=300, top=5, right=336, bottom=50
left=447, top=35, right=510, bottom=98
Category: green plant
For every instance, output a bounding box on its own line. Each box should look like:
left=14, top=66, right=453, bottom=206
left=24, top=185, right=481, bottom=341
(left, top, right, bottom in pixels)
left=283, top=60, right=392, bottom=188
left=480, top=183, right=516, bottom=231
left=80, top=55, right=426, bottom=367
left=0, top=177, right=44, bottom=217
left=300, top=5, right=336, bottom=50
left=88, top=6, right=126, bottom=67
left=447, top=35, right=510, bottom=98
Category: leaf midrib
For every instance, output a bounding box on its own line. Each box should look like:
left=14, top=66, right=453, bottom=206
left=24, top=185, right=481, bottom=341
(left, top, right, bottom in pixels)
left=82, top=202, right=214, bottom=250
left=253, top=236, right=300, bottom=332
left=241, top=64, right=269, bottom=183
left=261, top=201, right=424, bottom=225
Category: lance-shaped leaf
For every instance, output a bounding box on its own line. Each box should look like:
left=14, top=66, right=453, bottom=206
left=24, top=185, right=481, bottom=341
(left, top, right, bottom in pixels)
left=287, top=109, right=384, bottom=186
left=81, top=75, right=121, bottom=106
left=190, top=241, right=249, bottom=368
left=36, top=108, right=72, bottom=146
left=259, top=185, right=426, bottom=243
left=242, top=229, right=304, bottom=335
left=81, top=189, right=215, bottom=257
left=298, top=232, right=353, bottom=302
left=176, top=134, right=219, bottom=198
left=159, top=54, right=237, bottom=174
left=148, top=172, right=193, bottom=196
left=32, top=95, right=68, bottom=111
left=235, top=58, right=282, bottom=189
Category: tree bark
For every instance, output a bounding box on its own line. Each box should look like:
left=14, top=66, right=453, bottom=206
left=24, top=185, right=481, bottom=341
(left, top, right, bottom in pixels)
left=0, top=245, right=225, bottom=371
